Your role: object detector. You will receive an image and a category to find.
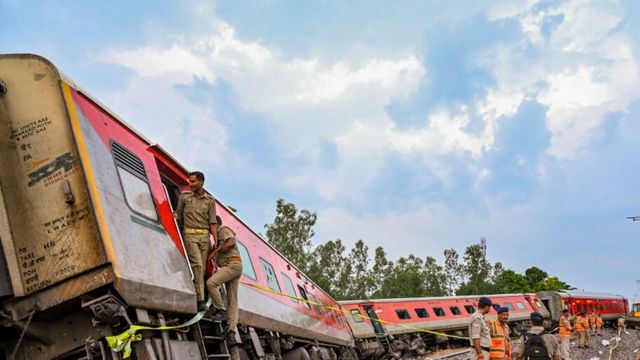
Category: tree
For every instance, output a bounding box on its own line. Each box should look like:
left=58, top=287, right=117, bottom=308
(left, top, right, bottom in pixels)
left=458, top=243, right=494, bottom=295
left=493, top=270, right=531, bottom=293
left=306, top=239, right=349, bottom=299
left=525, top=267, right=548, bottom=288
left=423, top=256, right=447, bottom=296
left=343, top=240, right=374, bottom=299
left=535, top=276, right=572, bottom=292
left=443, top=249, right=463, bottom=296
left=264, top=199, right=317, bottom=273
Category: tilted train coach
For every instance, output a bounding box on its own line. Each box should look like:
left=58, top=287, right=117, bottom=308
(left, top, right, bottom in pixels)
left=340, top=293, right=550, bottom=359
left=0, top=54, right=354, bottom=360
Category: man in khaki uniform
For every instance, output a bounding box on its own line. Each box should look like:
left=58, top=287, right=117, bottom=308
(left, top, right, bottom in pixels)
left=513, top=312, right=560, bottom=360
left=469, top=297, right=493, bottom=359
left=206, top=215, right=243, bottom=340
left=558, top=309, right=572, bottom=360
left=175, top=171, right=217, bottom=312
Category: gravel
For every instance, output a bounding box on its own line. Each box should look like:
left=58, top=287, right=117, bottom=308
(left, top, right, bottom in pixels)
left=421, top=328, right=640, bottom=360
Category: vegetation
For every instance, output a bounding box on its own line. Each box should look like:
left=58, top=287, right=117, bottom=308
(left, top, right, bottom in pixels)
left=264, top=199, right=573, bottom=300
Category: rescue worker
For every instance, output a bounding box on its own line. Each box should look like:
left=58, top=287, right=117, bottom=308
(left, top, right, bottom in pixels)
left=175, top=171, right=218, bottom=312
left=206, top=216, right=243, bottom=340
left=558, top=309, right=572, bottom=360
left=617, top=317, right=626, bottom=333
left=581, top=312, right=591, bottom=347
left=574, top=312, right=588, bottom=348
left=588, top=311, right=596, bottom=335
left=595, top=313, right=603, bottom=336
left=489, top=307, right=511, bottom=360
left=513, top=312, right=560, bottom=360
left=469, top=297, right=493, bottom=360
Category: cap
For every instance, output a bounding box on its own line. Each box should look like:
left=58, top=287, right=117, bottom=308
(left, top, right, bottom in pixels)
left=497, top=307, right=509, bottom=314
left=478, top=297, right=492, bottom=307
left=530, top=312, right=544, bottom=321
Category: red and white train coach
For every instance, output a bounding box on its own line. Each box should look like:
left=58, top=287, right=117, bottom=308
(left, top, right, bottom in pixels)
left=0, top=54, right=354, bottom=360
left=537, top=290, right=628, bottom=324
left=339, top=293, right=549, bottom=359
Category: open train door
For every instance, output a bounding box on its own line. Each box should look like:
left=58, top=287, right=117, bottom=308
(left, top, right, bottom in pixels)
left=362, top=304, right=385, bottom=335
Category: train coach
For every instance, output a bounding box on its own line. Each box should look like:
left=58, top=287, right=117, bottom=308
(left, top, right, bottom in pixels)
left=339, top=293, right=550, bottom=359
left=0, top=54, right=355, bottom=360
left=537, top=290, right=628, bottom=325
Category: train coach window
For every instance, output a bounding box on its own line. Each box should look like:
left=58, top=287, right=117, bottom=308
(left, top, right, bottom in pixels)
left=308, top=293, right=321, bottom=315
left=237, top=241, right=256, bottom=280
left=415, top=308, right=429, bottom=318
left=297, top=285, right=312, bottom=310
left=504, top=302, right=514, bottom=311
left=281, top=273, right=297, bottom=303
left=396, top=309, right=411, bottom=320
left=259, top=258, right=281, bottom=293
left=433, top=307, right=446, bottom=317
left=516, top=302, right=526, bottom=310
left=449, top=306, right=461, bottom=315
left=111, top=142, right=158, bottom=222
left=492, top=304, right=501, bottom=311
left=351, top=309, right=364, bottom=323
left=600, top=304, right=605, bottom=312
left=464, top=305, right=476, bottom=314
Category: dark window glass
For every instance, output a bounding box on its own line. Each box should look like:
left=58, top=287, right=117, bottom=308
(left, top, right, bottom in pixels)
left=297, top=285, right=311, bottom=310
left=465, top=305, right=476, bottom=314
left=433, top=307, right=446, bottom=317
left=415, top=308, right=429, bottom=318
left=504, top=302, right=514, bottom=310
left=396, top=309, right=411, bottom=320
left=493, top=304, right=501, bottom=311
left=449, top=306, right=461, bottom=315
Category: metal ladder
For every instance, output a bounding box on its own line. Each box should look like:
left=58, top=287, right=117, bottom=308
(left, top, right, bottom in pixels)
left=194, top=317, right=231, bottom=359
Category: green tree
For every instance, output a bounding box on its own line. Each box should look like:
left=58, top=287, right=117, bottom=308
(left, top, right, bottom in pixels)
left=458, top=243, right=494, bottom=295
left=344, top=240, right=374, bottom=299
left=306, top=239, right=349, bottom=299
left=423, top=256, right=447, bottom=296
left=443, top=248, right=463, bottom=296
left=534, top=276, right=572, bottom=291
left=264, top=199, right=317, bottom=273
left=525, top=266, right=548, bottom=288
left=493, top=269, right=531, bottom=293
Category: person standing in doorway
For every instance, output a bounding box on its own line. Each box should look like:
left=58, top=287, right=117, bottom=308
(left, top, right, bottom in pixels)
left=175, top=171, right=218, bottom=312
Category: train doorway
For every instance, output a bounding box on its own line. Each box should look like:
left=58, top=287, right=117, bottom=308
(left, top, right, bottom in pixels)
left=363, top=305, right=385, bottom=335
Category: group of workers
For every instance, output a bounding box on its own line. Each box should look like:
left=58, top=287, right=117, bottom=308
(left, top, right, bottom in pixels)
left=174, top=171, right=243, bottom=342
left=469, top=297, right=632, bottom=360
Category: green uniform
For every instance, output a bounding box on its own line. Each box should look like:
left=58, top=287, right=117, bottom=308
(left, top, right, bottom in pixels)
left=175, top=191, right=216, bottom=302
left=206, top=225, right=242, bottom=329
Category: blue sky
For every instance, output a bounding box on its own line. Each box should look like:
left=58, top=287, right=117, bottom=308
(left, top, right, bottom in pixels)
left=3, top=0, right=640, bottom=300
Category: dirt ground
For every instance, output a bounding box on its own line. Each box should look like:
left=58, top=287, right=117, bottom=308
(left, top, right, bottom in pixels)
left=422, top=327, right=640, bottom=360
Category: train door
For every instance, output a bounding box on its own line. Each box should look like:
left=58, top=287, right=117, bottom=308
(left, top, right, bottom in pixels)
left=149, top=146, right=193, bottom=275
left=362, top=305, right=385, bottom=335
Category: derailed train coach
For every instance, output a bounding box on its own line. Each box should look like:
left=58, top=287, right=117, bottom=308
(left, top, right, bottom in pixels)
left=537, top=290, right=628, bottom=325
left=339, top=293, right=550, bottom=359
left=0, top=54, right=355, bottom=360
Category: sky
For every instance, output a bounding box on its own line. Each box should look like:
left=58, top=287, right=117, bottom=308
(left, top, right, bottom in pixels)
left=2, top=0, right=640, bottom=301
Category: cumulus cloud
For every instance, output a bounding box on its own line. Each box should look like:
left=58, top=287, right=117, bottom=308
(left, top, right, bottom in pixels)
left=482, top=0, right=640, bottom=160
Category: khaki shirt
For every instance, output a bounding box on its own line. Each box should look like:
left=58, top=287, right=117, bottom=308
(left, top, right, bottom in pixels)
left=512, top=326, right=558, bottom=359
left=175, top=191, right=216, bottom=229
left=469, top=311, right=491, bottom=348
left=216, top=225, right=241, bottom=267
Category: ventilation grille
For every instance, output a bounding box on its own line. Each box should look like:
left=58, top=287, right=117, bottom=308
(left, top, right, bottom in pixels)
left=111, top=142, right=147, bottom=180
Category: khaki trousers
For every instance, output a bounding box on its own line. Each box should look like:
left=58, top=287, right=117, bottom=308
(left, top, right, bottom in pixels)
left=578, top=331, right=587, bottom=347
left=559, top=337, right=571, bottom=359
left=184, top=234, right=210, bottom=302
left=206, top=262, right=242, bottom=328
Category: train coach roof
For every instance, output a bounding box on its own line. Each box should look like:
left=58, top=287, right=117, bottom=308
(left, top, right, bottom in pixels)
left=338, top=293, right=533, bottom=305
left=557, top=290, right=626, bottom=300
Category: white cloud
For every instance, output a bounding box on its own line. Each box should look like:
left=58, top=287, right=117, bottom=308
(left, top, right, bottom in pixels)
left=480, top=0, right=640, bottom=160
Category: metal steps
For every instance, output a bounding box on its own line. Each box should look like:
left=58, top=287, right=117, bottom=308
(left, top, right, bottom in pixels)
left=194, top=317, right=231, bottom=359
